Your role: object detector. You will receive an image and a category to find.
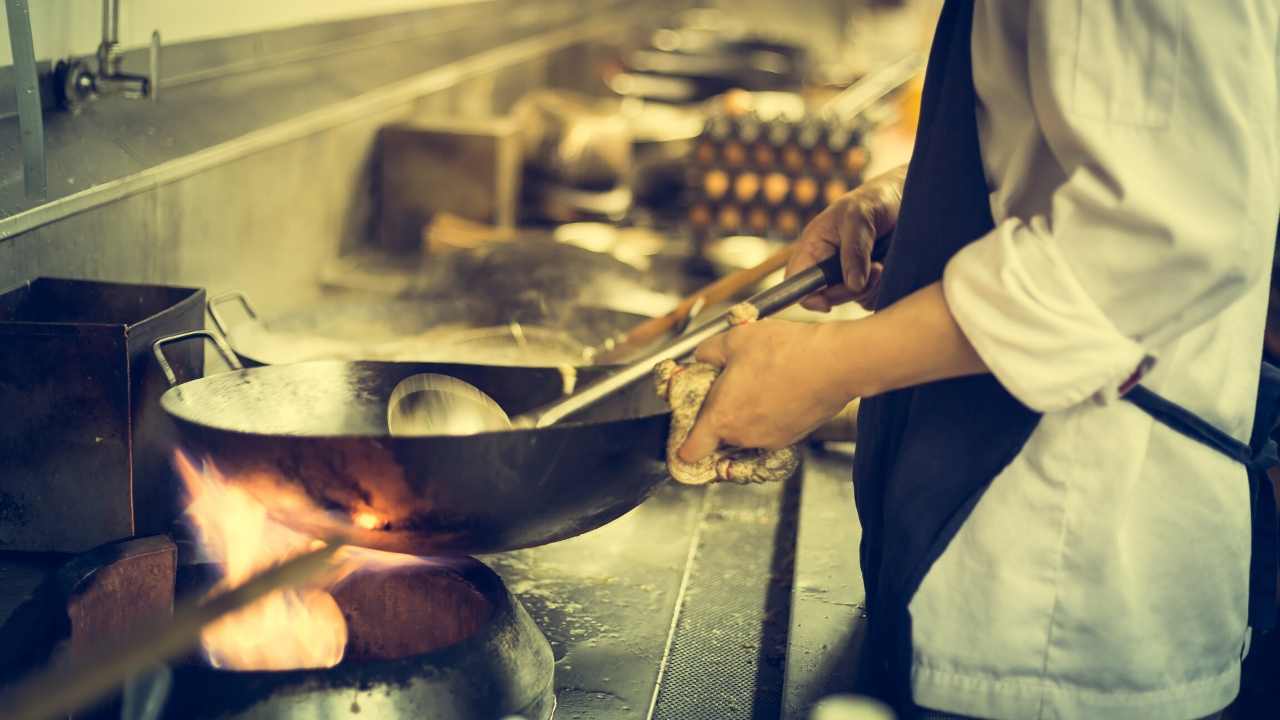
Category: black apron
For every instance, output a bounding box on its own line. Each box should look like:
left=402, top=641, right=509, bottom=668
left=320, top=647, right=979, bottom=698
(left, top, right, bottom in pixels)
left=854, top=0, right=1280, bottom=711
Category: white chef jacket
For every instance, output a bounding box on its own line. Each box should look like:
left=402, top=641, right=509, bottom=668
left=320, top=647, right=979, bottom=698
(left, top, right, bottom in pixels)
left=909, top=2, right=1280, bottom=719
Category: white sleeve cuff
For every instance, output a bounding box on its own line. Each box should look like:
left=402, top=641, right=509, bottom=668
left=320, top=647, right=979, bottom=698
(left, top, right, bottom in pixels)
left=942, top=218, right=1152, bottom=413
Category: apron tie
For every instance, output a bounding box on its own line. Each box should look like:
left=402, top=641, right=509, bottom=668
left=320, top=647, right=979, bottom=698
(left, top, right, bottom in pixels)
left=1249, top=437, right=1280, bottom=474
left=1124, top=370, right=1280, bottom=633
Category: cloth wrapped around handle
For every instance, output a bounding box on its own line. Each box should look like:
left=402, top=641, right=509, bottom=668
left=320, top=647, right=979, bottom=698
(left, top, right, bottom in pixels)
left=654, top=358, right=801, bottom=485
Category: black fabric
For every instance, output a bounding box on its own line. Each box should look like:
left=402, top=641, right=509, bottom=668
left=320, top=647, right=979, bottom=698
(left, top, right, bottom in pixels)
left=1123, top=386, right=1254, bottom=464
left=851, top=0, right=1040, bottom=708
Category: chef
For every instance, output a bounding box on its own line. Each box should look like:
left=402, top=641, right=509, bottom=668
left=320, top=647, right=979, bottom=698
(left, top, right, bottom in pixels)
left=679, top=2, right=1280, bottom=719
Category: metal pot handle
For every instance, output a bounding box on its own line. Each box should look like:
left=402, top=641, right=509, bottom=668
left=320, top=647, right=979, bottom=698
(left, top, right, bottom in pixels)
left=206, top=292, right=258, bottom=337
left=152, top=330, right=242, bottom=387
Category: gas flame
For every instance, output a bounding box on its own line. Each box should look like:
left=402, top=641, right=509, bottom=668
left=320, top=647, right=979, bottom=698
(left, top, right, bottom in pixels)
left=175, top=450, right=421, bottom=670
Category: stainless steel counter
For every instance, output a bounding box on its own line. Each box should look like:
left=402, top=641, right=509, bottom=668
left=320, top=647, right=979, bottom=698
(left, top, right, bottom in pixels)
left=783, top=445, right=871, bottom=718
left=482, top=444, right=866, bottom=720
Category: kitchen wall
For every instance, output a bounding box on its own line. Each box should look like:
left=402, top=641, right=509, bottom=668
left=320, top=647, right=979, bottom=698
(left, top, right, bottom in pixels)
left=0, top=0, right=491, bottom=66
left=0, top=0, right=654, bottom=319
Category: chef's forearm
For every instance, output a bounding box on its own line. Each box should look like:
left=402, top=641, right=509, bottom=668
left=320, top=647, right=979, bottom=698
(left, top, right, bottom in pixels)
left=823, top=281, right=989, bottom=400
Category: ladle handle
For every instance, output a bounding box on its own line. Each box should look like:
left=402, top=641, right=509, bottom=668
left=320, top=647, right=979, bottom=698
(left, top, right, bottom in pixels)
left=522, top=237, right=885, bottom=428
left=153, top=330, right=243, bottom=386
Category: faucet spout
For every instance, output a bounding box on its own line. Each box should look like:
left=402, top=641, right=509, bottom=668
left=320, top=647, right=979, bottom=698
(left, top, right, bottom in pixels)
left=58, top=1, right=160, bottom=109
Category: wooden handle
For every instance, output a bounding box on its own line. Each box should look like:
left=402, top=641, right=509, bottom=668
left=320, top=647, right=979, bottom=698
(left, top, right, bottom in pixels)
left=596, top=244, right=794, bottom=362
left=423, top=212, right=516, bottom=253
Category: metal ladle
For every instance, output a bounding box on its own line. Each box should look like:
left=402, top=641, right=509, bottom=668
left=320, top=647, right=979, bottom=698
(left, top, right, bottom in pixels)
left=388, top=253, right=851, bottom=436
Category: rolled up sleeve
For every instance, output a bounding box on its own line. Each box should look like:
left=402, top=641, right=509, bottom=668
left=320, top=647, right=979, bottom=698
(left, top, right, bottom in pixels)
left=944, top=0, right=1272, bottom=413
left=944, top=218, right=1149, bottom=411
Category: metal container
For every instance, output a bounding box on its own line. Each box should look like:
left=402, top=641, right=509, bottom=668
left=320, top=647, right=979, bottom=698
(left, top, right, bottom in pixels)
left=0, top=278, right=205, bottom=552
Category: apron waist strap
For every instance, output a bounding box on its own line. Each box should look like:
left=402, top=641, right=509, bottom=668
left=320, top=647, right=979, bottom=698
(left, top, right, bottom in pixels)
left=1123, top=385, right=1255, bottom=463
left=1124, top=383, right=1279, bottom=632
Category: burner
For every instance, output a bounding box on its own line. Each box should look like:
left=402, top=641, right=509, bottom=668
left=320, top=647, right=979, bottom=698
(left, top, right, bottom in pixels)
left=163, top=557, right=555, bottom=720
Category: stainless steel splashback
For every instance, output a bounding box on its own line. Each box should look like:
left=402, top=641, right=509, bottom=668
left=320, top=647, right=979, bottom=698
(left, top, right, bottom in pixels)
left=0, top=0, right=673, bottom=319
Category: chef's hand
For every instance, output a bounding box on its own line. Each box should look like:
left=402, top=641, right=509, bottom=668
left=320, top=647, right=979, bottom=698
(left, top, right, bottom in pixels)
left=677, top=320, right=855, bottom=461
left=786, top=164, right=908, bottom=312
left=678, top=282, right=994, bottom=462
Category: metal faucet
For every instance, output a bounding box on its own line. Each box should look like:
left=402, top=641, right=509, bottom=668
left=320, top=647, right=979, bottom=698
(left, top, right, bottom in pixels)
left=5, top=0, right=46, bottom=198
left=56, top=0, right=160, bottom=110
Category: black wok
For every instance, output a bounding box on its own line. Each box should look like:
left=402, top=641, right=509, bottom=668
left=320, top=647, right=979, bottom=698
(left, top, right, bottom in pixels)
left=155, top=332, right=670, bottom=555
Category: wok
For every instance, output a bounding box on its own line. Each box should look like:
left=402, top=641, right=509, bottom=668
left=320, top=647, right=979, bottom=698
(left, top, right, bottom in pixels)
left=155, top=332, right=670, bottom=555
left=209, top=293, right=654, bottom=367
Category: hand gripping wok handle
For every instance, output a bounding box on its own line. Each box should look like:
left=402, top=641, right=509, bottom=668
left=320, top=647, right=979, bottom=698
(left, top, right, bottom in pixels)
left=741, top=231, right=890, bottom=317
left=153, top=330, right=243, bottom=387
left=524, top=241, right=877, bottom=428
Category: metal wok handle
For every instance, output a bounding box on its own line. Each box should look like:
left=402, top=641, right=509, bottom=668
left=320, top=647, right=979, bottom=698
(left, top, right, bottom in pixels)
left=522, top=253, right=849, bottom=428
left=152, top=330, right=242, bottom=387
left=522, top=232, right=892, bottom=428
left=206, top=292, right=258, bottom=337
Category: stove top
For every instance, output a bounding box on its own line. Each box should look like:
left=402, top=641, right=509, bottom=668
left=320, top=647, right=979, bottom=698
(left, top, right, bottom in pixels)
left=0, top=446, right=866, bottom=720
left=165, top=558, right=554, bottom=720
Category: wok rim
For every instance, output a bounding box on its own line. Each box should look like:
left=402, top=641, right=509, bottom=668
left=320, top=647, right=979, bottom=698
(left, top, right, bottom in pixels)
left=160, top=359, right=672, bottom=440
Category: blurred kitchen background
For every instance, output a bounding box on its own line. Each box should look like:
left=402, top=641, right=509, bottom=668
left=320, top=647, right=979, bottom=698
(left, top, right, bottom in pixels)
left=0, top=0, right=937, bottom=316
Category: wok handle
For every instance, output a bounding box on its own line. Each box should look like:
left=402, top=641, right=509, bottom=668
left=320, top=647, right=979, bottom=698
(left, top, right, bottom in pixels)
left=594, top=243, right=794, bottom=362
left=206, top=291, right=258, bottom=337
left=720, top=231, right=890, bottom=318
left=593, top=233, right=891, bottom=363
left=522, top=245, right=866, bottom=428
left=152, top=330, right=243, bottom=386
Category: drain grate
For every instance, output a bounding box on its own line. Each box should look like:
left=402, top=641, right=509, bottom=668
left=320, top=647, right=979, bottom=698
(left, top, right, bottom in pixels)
left=650, top=471, right=801, bottom=720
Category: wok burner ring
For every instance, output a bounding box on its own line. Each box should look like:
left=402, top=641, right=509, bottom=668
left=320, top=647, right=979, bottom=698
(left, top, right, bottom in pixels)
left=164, top=557, right=555, bottom=720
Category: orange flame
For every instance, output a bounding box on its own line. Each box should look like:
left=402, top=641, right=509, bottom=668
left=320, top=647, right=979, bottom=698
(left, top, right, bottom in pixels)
left=175, top=450, right=422, bottom=670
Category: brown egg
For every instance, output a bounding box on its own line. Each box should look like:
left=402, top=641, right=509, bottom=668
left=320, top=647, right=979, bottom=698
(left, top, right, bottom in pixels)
left=811, top=148, right=834, bottom=176
left=704, top=170, right=730, bottom=200
left=717, top=205, right=742, bottom=231
left=844, top=146, right=869, bottom=173
left=734, top=173, right=761, bottom=203
left=748, top=206, right=771, bottom=234
left=793, top=176, right=819, bottom=207
left=762, top=173, right=790, bottom=206
left=695, top=141, right=717, bottom=165
left=689, top=203, right=712, bottom=227
left=782, top=147, right=806, bottom=173
left=753, top=145, right=775, bottom=168
left=776, top=209, right=801, bottom=236
left=723, top=141, right=747, bottom=168
left=824, top=178, right=850, bottom=206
